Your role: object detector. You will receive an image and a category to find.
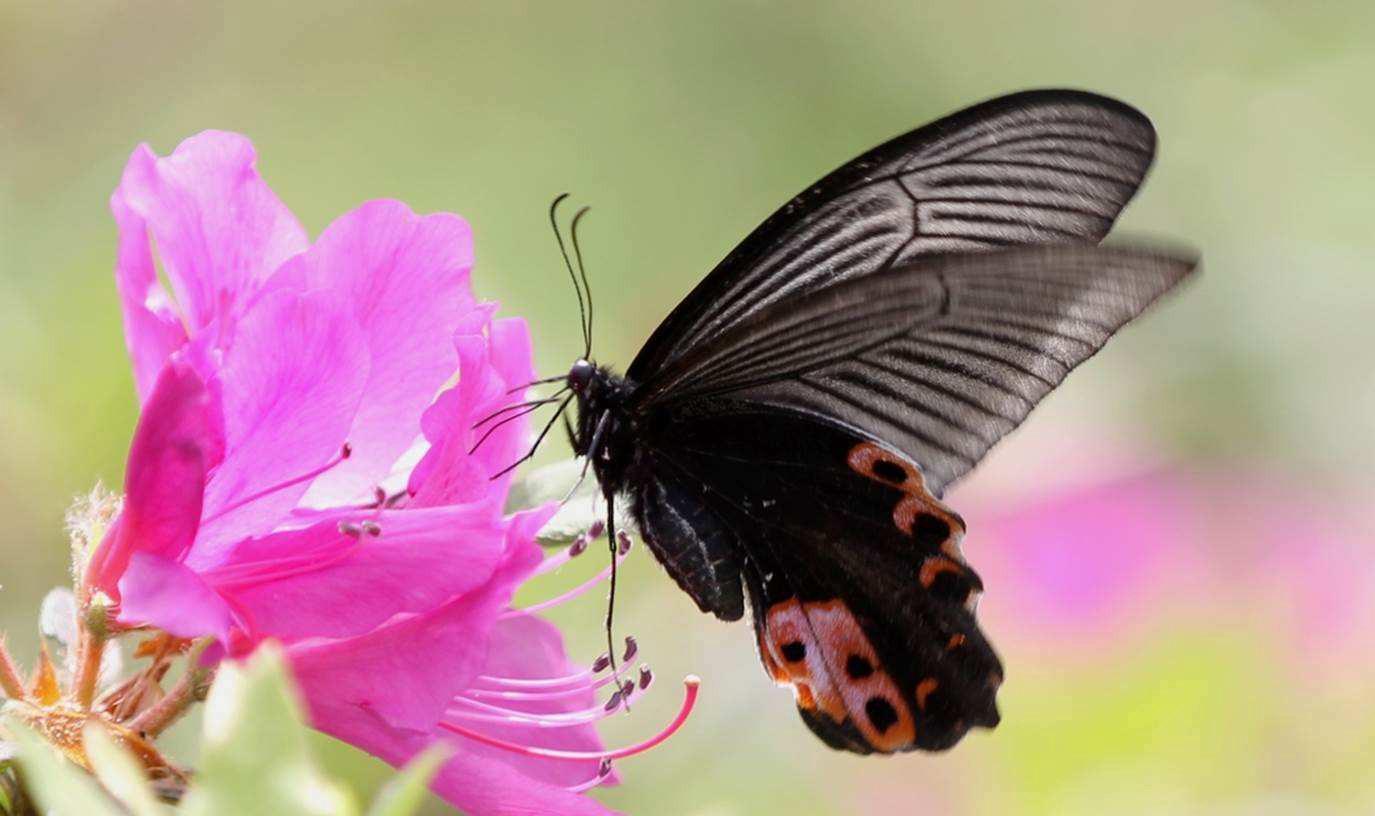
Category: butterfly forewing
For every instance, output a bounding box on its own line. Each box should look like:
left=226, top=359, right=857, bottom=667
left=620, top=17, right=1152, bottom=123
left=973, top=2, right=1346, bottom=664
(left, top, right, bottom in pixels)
left=634, top=244, right=1197, bottom=496
left=628, top=89, right=1157, bottom=382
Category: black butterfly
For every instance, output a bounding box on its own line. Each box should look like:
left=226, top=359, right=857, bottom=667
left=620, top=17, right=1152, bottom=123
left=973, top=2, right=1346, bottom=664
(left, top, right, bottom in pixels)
left=511, top=89, right=1196, bottom=754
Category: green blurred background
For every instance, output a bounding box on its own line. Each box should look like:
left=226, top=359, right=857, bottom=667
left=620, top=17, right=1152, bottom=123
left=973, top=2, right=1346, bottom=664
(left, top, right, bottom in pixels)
left=3, top=2, right=1373, bottom=813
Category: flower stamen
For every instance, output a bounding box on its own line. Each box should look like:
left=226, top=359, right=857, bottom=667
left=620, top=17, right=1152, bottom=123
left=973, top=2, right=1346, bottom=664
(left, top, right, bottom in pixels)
left=472, top=659, right=607, bottom=691
left=564, top=759, right=615, bottom=793
left=439, top=675, right=700, bottom=762
left=507, top=543, right=631, bottom=617
left=463, top=661, right=632, bottom=702
left=534, top=519, right=607, bottom=577
left=447, top=681, right=645, bottom=728
left=202, top=443, right=352, bottom=526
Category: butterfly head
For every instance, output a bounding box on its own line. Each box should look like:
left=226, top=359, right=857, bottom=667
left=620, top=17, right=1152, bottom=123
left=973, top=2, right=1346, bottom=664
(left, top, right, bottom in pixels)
left=567, top=358, right=596, bottom=395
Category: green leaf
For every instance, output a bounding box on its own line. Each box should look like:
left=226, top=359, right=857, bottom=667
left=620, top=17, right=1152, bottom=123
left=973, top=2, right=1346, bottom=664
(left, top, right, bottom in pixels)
left=2, top=719, right=119, bottom=815
left=364, top=745, right=447, bottom=816
left=83, top=725, right=172, bottom=816
left=181, top=645, right=358, bottom=816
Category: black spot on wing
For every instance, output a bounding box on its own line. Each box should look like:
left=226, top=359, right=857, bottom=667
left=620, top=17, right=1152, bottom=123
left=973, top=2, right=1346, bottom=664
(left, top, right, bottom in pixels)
left=865, top=697, right=900, bottom=734
left=846, top=655, right=875, bottom=679
left=911, top=513, right=952, bottom=549
left=870, top=459, right=908, bottom=484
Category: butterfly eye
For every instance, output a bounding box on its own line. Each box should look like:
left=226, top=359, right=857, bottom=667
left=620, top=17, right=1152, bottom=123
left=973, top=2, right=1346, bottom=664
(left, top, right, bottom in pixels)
left=567, top=359, right=595, bottom=393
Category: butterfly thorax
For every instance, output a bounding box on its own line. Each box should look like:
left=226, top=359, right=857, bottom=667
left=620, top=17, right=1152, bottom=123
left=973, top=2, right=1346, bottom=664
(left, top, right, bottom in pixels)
left=567, top=359, right=642, bottom=497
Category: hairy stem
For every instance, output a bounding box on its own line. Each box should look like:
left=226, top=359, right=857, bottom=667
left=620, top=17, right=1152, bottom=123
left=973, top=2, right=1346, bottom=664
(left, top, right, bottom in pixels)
left=72, top=629, right=106, bottom=710
left=127, top=640, right=213, bottom=738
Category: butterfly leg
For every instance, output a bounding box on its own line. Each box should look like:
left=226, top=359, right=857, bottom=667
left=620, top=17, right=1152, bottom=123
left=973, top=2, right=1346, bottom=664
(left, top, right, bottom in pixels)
left=603, top=482, right=630, bottom=708
left=563, top=410, right=610, bottom=504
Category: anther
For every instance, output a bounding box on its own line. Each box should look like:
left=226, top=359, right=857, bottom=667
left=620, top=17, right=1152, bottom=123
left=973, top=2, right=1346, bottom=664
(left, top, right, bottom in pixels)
left=374, top=486, right=387, bottom=506
left=622, top=635, right=638, bottom=662
left=509, top=541, right=632, bottom=617
left=603, top=689, right=622, bottom=712
left=338, top=521, right=363, bottom=538
left=569, top=535, right=589, bottom=557
left=592, top=653, right=611, bottom=673
left=565, top=757, right=615, bottom=793
left=617, top=531, right=632, bottom=555
left=620, top=679, right=635, bottom=700
left=638, top=664, right=653, bottom=691
left=360, top=521, right=382, bottom=537
left=587, top=519, right=606, bottom=540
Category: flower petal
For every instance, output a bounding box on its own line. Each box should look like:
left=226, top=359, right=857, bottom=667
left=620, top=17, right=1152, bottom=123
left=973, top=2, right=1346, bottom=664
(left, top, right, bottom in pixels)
left=117, top=552, right=235, bottom=641
left=207, top=505, right=508, bottom=643
left=192, top=290, right=370, bottom=563
left=115, top=132, right=308, bottom=334
left=289, top=507, right=550, bottom=732
left=304, top=706, right=618, bottom=816
left=429, top=744, right=620, bottom=816
left=87, top=359, right=221, bottom=596
left=110, top=192, right=190, bottom=402
left=291, top=575, right=510, bottom=739
left=280, top=201, right=475, bottom=507
left=290, top=508, right=606, bottom=815
left=488, top=316, right=539, bottom=397
left=410, top=315, right=538, bottom=508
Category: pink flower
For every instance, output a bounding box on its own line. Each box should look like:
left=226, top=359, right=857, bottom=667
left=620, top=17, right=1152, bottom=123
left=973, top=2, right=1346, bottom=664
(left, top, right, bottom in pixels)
left=86, top=132, right=693, bottom=814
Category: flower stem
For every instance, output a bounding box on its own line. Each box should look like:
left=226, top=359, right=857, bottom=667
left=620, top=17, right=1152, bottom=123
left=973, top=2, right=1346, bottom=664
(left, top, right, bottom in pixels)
left=127, top=639, right=213, bottom=738
left=72, top=628, right=106, bottom=710
left=0, top=637, right=27, bottom=702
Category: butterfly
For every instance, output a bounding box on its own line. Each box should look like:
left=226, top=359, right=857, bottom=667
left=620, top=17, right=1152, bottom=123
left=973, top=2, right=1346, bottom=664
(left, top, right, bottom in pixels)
left=510, top=89, right=1197, bottom=754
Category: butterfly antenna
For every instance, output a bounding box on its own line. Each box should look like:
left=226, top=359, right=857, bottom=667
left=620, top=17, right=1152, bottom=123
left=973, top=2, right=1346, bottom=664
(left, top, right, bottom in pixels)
left=506, top=374, right=568, bottom=395
left=472, top=390, right=569, bottom=430
left=489, top=393, right=575, bottom=480
left=570, top=205, right=594, bottom=358
left=550, top=193, right=591, bottom=356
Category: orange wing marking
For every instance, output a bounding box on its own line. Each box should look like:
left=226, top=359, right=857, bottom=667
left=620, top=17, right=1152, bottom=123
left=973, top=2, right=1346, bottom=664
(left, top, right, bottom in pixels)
left=847, top=441, right=982, bottom=611
left=759, top=598, right=916, bottom=751
left=845, top=441, right=966, bottom=556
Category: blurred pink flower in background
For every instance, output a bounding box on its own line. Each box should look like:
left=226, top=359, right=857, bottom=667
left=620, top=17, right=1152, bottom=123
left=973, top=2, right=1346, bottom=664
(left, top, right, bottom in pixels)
left=966, top=462, right=1375, bottom=671
left=970, top=471, right=1201, bottom=648
left=81, top=131, right=691, bottom=814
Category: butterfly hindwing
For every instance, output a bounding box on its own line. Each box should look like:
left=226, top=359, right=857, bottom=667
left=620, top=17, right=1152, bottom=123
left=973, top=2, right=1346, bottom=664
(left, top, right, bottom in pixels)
left=636, top=407, right=1003, bottom=753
